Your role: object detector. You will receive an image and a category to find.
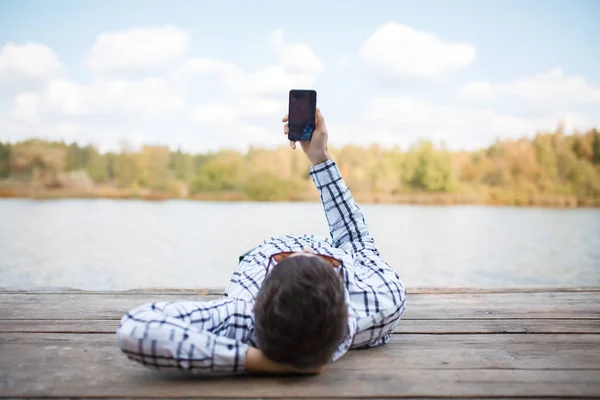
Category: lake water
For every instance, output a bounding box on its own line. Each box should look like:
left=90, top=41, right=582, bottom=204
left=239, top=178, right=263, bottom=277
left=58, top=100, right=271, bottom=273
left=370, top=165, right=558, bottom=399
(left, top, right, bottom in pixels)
left=0, top=199, right=599, bottom=290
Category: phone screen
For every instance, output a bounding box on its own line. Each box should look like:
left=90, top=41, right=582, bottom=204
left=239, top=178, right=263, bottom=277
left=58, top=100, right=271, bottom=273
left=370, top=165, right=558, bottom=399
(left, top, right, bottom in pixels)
left=288, top=90, right=317, bottom=142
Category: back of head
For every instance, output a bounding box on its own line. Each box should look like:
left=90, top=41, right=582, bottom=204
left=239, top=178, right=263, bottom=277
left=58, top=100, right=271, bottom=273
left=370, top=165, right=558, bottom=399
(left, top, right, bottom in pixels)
left=254, top=255, right=347, bottom=369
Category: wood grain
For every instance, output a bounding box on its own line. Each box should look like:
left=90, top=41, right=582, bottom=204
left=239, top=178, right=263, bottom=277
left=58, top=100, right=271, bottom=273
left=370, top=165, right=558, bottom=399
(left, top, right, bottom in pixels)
left=3, top=369, right=599, bottom=398
left=3, top=286, right=600, bottom=294
left=4, top=332, right=599, bottom=370
left=1, top=333, right=599, bottom=398
left=1, top=289, right=599, bottom=398
left=2, top=319, right=599, bottom=334
left=2, top=291, right=599, bottom=320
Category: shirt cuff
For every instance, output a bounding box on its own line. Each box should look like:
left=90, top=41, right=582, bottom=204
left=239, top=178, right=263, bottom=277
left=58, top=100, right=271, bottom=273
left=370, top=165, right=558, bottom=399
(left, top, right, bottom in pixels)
left=212, top=337, right=248, bottom=374
left=310, top=158, right=342, bottom=189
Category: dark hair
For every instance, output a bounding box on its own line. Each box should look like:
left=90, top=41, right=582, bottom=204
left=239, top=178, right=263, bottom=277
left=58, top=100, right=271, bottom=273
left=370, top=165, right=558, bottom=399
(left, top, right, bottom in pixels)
left=254, top=255, right=347, bottom=369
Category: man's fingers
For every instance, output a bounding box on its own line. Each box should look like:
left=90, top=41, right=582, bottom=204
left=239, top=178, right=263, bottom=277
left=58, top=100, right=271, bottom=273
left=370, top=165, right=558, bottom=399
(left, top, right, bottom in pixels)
left=315, top=108, right=325, bottom=126
left=289, top=140, right=296, bottom=150
left=282, top=114, right=288, bottom=122
left=283, top=123, right=289, bottom=135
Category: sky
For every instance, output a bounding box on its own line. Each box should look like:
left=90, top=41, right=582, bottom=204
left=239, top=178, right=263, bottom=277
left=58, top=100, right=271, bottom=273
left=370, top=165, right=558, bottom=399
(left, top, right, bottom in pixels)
left=0, top=0, right=599, bottom=153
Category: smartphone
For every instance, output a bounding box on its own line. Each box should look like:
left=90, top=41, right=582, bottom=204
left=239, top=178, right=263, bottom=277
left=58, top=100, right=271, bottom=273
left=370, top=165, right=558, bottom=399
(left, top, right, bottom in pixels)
left=287, top=89, right=317, bottom=142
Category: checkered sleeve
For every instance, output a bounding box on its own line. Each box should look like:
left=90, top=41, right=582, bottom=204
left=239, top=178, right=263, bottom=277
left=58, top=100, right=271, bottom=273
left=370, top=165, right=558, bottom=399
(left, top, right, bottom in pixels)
left=116, top=297, right=252, bottom=375
left=310, top=158, right=406, bottom=348
left=310, top=158, right=377, bottom=254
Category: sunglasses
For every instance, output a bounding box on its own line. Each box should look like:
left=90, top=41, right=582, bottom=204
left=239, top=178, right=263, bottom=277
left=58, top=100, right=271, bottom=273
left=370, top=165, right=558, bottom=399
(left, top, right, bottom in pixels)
left=266, top=251, right=342, bottom=275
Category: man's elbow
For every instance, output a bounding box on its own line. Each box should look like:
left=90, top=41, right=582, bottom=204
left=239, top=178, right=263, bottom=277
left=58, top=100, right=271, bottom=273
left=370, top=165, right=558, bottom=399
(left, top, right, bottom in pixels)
left=115, top=302, right=154, bottom=352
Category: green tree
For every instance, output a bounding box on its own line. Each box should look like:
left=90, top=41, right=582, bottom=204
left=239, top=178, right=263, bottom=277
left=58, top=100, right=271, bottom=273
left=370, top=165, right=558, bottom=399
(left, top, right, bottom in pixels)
left=66, top=143, right=87, bottom=172
left=113, top=151, right=143, bottom=189
left=411, top=141, right=454, bottom=192
left=534, top=134, right=558, bottom=181
left=190, top=151, right=243, bottom=193
left=9, top=140, right=67, bottom=185
left=2, top=126, right=600, bottom=205
left=170, top=149, right=194, bottom=183
left=592, top=129, right=600, bottom=165
left=0, top=143, right=11, bottom=178
left=137, top=145, right=171, bottom=191
left=244, top=171, right=298, bottom=201
left=85, top=146, right=109, bottom=183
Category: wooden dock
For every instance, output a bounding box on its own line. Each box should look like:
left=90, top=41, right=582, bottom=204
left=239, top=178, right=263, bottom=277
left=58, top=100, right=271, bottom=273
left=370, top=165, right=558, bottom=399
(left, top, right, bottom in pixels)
left=1, top=287, right=599, bottom=399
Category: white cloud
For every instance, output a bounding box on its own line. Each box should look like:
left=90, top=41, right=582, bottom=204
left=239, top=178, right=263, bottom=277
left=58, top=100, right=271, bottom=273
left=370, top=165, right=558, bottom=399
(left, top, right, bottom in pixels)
left=0, top=42, right=62, bottom=82
left=331, top=108, right=590, bottom=151
left=361, top=95, right=593, bottom=149
left=238, top=96, right=284, bottom=116
left=270, top=29, right=324, bottom=75
left=3, top=75, right=187, bottom=152
left=432, top=106, right=587, bottom=146
left=0, top=111, right=154, bottom=153
left=3, top=24, right=597, bottom=155
left=190, top=97, right=284, bottom=124
left=51, top=78, right=184, bottom=117
left=327, top=122, right=402, bottom=148
left=172, top=57, right=240, bottom=80
left=182, top=29, right=320, bottom=141
left=459, top=81, right=495, bottom=101
left=8, top=77, right=184, bottom=120
left=176, top=58, right=314, bottom=96
left=365, top=96, right=433, bottom=125
left=176, top=30, right=322, bottom=96
left=190, top=103, right=238, bottom=124
left=87, top=26, right=190, bottom=72
left=235, top=65, right=316, bottom=95
left=460, top=68, right=600, bottom=106
left=359, top=23, right=476, bottom=77
left=1, top=28, right=310, bottom=152
left=8, top=92, right=40, bottom=120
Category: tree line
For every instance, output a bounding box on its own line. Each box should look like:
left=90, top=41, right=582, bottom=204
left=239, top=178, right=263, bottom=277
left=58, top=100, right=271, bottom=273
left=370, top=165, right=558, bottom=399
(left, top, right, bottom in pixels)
left=0, top=126, right=599, bottom=206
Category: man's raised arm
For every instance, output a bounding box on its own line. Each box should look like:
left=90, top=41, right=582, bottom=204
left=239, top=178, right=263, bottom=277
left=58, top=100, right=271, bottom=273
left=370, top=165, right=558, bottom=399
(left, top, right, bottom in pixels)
left=309, top=158, right=375, bottom=253
left=283, top=109, right=376, bottom=253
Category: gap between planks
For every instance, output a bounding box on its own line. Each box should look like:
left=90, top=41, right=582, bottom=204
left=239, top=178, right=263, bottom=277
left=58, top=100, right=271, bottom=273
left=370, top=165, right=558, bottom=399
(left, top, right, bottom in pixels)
left=1, top=319, right=600, bottom=335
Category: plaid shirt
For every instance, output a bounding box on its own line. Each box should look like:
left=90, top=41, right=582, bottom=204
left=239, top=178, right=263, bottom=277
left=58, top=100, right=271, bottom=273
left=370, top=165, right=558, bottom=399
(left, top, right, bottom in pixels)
left=117, top=159, right=406, bottom=374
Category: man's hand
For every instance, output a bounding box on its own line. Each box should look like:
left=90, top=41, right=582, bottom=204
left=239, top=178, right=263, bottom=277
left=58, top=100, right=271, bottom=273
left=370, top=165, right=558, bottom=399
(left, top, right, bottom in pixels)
left=283, top=108, right=331, bottom=166
left=245, top=347, right=325, bottom=375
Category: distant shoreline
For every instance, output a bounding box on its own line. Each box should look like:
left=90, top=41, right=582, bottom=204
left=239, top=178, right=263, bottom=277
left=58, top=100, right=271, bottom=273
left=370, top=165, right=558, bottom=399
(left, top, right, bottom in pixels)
left=2, top=188, right=598, bottom=208
left=3, top=130, right=599, bottom=209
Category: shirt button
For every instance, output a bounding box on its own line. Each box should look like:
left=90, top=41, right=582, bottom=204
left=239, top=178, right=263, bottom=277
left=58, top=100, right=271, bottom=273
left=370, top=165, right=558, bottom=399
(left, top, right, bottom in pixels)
left=183, top=333, right=189, bottom=340
left=227, top=344, right=234, bottom=350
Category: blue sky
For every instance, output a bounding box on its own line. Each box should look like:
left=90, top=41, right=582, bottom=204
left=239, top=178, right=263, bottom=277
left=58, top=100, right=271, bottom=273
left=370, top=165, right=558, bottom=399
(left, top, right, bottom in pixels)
left=1, top=0, right=599, bottom=152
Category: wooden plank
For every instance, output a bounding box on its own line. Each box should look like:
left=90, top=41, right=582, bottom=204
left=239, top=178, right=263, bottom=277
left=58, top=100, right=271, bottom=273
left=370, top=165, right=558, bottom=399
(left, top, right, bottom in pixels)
left=3, top=286, right=600, bottom=294
left=347, top=333, right=600, bottom=370
left=401, top=292, right=600, bottom=320
left=394, top=319, right=600, bottom=334
left=405, top=286, right=600, bottom=294
left=1, top=333, right=599, bottom=398
left=3, top=333, right=598, bottom=371
left=0, top=398, right=565, bottom=400
left=2, top=292, right=599, bottom=320
left=4, top=370, right=599, bottom=398
left=2, top=319, right=600, bottom=334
